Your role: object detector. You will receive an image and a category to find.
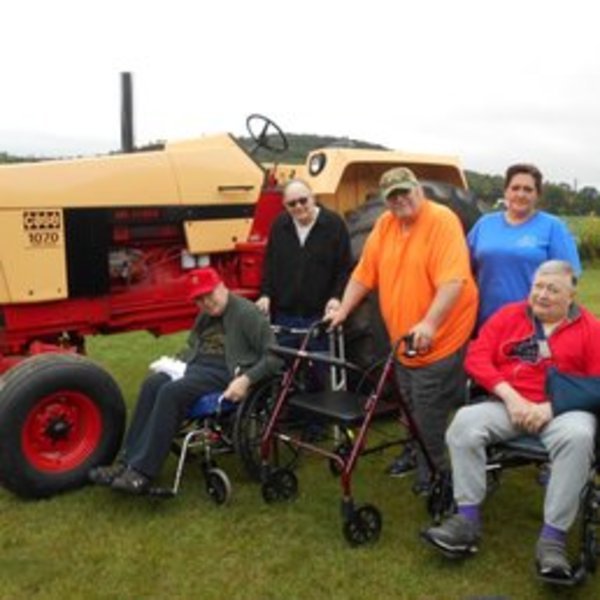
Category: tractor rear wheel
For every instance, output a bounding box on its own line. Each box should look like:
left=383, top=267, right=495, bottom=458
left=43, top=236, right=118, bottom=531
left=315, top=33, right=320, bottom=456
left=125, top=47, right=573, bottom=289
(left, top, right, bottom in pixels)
left=0, top=353, right=126, bottom=498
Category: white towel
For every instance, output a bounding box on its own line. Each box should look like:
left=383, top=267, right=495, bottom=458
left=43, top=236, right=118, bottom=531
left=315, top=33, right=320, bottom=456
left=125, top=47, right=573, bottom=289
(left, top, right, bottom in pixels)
left=149, top=356, right=186, bottom=380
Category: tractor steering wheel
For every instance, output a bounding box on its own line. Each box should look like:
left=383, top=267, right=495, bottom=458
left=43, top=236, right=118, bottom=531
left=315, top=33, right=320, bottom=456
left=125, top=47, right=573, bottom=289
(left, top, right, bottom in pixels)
left=246, top=114, right=288, bottom=154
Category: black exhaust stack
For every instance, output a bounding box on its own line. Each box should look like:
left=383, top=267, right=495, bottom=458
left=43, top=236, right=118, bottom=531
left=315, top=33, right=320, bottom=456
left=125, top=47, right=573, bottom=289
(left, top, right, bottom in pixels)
left=120, top=72, right=135, bottom=153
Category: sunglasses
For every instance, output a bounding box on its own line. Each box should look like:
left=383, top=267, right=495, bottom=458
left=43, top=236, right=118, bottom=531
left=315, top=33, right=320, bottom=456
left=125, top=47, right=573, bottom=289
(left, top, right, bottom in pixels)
left=285, top=196, right=309, bottom=209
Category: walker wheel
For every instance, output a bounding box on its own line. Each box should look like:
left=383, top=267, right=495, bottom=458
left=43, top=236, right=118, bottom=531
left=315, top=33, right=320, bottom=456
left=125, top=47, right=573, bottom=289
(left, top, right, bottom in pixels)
left=342, top=503, right=382, bottom=546
left=261, top=468, right=298, bottom=503
left=205, top=468, right=232, bottom=505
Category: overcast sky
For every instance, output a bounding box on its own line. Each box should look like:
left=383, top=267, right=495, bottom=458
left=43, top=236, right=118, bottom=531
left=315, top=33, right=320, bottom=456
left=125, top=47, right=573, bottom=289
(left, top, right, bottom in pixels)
left=2, top=0, right=599, bottom=189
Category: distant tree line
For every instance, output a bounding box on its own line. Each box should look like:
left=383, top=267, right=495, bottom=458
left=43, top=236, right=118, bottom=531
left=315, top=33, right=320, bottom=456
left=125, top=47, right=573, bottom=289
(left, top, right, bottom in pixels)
left=465, top=170, right=600, bottom=215
left=2, top=138, right=599, bottom=215
left=0, top=152, right=41, bottom=164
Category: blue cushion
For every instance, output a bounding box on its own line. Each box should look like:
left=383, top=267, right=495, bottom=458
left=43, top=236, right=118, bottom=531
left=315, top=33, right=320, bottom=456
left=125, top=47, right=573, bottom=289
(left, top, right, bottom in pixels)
left=187, top=392, right=237, bottom=419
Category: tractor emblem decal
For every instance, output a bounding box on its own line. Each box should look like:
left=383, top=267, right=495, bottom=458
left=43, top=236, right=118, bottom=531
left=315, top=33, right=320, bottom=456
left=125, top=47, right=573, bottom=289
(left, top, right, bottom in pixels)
left=23, top=210, right=62, bottom=247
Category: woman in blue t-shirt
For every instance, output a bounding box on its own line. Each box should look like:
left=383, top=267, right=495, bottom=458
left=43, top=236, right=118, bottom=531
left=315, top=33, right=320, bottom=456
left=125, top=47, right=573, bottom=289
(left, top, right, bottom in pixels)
left=468, top=163, right=581, bottom=326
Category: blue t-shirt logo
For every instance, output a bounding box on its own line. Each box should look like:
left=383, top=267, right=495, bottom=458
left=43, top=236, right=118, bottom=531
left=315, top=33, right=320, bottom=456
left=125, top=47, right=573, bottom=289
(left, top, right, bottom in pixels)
left=516, top=234, right=539, bottom=248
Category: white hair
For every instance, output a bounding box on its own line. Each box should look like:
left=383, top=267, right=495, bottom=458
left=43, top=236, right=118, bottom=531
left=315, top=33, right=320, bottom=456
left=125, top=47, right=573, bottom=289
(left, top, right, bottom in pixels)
left=282, top=178, right=313, bottom=198
left=534, top=260, right=578, bottom=288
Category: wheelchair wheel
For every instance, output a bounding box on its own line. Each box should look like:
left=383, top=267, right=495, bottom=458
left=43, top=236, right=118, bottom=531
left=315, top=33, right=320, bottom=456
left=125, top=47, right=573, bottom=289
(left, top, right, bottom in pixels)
left=234, top=379, right=300, bottom=481
left=583, top=527, right=598, bottom=574
left=261, top=468, right=298, bottom=503
left=343, top=503, right=382, bottom=546
left=205, top=468, right=232, bottom=505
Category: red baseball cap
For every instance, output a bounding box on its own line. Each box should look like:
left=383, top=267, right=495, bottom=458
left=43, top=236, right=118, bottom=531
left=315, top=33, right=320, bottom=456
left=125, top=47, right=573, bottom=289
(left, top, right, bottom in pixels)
left=188, top=268, right=222, bottom=300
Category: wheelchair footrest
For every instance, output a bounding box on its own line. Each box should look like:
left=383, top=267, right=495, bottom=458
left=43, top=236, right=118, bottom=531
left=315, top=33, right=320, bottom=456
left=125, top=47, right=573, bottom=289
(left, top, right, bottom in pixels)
left=288, top=390, right=397, bottom=425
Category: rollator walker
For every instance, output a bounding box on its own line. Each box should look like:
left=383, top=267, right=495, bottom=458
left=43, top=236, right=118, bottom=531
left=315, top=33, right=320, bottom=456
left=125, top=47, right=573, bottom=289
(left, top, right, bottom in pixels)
left=255, top=321, right=452, bottom=546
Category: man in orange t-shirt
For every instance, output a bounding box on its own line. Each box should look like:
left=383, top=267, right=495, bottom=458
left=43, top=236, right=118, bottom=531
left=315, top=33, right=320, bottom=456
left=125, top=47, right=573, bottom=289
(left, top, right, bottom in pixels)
left=328, top=167, right=478, bottom=491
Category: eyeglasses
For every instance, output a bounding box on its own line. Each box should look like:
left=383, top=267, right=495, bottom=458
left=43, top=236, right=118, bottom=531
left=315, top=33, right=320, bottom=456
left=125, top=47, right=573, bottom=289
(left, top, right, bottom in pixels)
left=285, top=197, right=309, bottom=209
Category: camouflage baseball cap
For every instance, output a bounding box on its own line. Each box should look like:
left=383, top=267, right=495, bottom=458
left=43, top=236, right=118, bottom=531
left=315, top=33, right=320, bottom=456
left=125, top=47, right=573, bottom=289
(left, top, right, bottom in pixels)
left=379, top=167, right=419, bottom=198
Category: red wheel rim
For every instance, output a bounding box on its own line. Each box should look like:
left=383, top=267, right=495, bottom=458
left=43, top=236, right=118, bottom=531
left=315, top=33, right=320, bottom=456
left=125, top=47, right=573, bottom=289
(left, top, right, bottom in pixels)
left=22, top=390, right=102, bottom=472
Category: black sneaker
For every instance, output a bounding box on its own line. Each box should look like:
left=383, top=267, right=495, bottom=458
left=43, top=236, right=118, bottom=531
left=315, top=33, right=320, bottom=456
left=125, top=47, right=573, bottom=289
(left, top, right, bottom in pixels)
left=536, top=538, right=572, bottom=583
left=421, top=514, right=480, bottom=557
left=386, top=446, right=417, bottom=478
left=88, top=463, right=126, bottom=486
left=111, top=466, right=150, bottom=495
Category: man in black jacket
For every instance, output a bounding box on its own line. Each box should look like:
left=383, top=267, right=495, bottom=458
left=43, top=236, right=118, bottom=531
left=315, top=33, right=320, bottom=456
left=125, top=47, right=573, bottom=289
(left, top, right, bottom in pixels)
left=256, top=179, right=352, bottom=337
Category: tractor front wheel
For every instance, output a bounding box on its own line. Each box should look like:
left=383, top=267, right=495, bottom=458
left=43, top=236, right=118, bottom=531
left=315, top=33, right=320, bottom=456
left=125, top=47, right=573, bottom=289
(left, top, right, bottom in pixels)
left=0, top=353, right=126, bottom=498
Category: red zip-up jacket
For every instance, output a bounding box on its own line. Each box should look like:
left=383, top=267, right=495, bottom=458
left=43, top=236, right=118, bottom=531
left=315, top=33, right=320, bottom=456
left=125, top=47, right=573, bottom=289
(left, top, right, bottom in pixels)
left=465, top=301, right=600, bottom=403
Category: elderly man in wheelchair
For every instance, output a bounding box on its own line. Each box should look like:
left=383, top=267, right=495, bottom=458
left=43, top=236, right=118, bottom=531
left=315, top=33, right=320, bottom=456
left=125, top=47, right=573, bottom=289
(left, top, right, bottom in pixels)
left=88, top=267, right=280, bottom=496
left=422, top=260, right=600, bottom=584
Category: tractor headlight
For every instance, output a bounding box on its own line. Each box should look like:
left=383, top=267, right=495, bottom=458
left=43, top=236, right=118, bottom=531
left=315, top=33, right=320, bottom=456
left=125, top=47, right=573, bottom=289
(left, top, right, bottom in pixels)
left=308, top=153, right=326, bottom=176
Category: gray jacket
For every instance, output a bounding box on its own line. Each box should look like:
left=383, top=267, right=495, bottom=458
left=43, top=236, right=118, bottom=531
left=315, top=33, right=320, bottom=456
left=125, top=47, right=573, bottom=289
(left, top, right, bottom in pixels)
left=183, top=293, right=280, bottom=385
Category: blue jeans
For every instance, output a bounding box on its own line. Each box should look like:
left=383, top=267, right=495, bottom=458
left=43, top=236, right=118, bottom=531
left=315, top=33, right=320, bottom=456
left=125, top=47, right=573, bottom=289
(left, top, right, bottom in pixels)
left=273, top=313, right=327, bottom=352
left=123, top=359, right=230, bottom=478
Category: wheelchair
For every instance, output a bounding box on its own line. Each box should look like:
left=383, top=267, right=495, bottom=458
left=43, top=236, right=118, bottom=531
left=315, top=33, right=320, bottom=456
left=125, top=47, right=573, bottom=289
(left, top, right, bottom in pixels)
left=424, top=380, right=600, bottom=587
left=149, top=392, right=239, bottom=504
left=484, top=434, right=600, bottom=586
left=243, top=322, right=453, bottom=546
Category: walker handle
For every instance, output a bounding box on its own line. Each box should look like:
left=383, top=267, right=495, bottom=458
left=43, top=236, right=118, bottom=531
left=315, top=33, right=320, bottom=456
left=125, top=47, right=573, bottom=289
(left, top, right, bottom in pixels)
left=402, top=333, right=417, bottom=358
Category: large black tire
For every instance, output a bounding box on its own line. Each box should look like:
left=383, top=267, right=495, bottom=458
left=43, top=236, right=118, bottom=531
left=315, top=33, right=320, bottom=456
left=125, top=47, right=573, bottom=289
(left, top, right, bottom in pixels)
left=344, top=293, right=390, bottom=377
left=0, top=353, right=126, bottom=498
left=420, top=180, right=481, bottom=233
left=345, top=195, right=386, bottom=263
left=344, top=197, right=390, bottom=372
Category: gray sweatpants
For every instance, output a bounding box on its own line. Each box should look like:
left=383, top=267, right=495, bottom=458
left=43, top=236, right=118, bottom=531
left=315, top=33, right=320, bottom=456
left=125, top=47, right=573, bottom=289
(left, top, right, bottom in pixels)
left=446, top=400, right=597, bottom=531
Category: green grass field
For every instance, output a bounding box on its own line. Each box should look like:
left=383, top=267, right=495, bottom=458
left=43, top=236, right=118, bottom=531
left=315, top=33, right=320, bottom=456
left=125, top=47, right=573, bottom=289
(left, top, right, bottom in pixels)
left=1, top=267, right=600, bottom=600
left=564, top=216, right=600, bottom=262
